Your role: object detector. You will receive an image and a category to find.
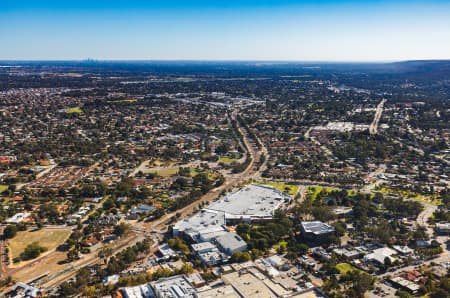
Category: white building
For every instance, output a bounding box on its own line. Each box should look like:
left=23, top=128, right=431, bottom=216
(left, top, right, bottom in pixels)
left=151, top=275, right=197, bottom=298
left=172, top=184, right=291, bottom=243
left=215, top=232, right=247, bottom=255
left=6, top=212, right=30, bottom=224
left=364, top=247, right=397, bottom=265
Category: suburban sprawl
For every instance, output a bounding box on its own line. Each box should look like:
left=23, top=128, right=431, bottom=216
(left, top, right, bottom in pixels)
left=0, top=61, right=449, bottom=298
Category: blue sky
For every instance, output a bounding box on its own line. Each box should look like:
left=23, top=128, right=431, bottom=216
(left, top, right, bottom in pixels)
left=1, top=0, right=449, bottom=61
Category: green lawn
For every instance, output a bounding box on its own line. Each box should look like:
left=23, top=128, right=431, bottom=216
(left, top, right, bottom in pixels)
left=307, top=186, right=356, bottom=200
left=256, top=181, right=299, bottom=196
left=377, top=187, right=442, bottom=205
left=149, top=167, right=179, bottom=178
left=0, top=185, right=8, bottom=193
left=218, top=156, right=238, bottom=163
left=273, top=240, right=288, bottom=250
left=307, top=186, right=339, bottom=200
left=336, top=263, right=360, bottom=275
left=66, top=107, right=82, bottom=114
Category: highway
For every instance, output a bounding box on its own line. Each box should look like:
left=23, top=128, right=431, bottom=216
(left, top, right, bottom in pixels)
left=369, top=99, right=386, bottom=135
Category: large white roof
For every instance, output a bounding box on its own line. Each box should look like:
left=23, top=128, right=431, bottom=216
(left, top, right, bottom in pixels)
left=205, top=184, right=289, bottom=219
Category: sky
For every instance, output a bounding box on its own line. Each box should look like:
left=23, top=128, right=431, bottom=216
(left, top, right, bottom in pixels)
left=1, top=0, right=450, bottom=61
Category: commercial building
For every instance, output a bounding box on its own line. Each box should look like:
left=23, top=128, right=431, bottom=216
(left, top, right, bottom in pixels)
left=436, top=222, right=450, bottom=235
left=214, top=233, right=247, bottom=255
left=389, top=277, right=421, bottom=294
left=363, top=247, right=397, bottom=266
left=151, top=275, right=197, bottom=298
left=121, top=284, right=154, bottom=298
left=191, top=242, right=228, bottom=266
left=221, top=271, right=278, bottom=298
left=204, top=184, right=291, bottom=224
left=197, top=285, right=241, bottom=298
left=173, top=184, right=291, bottom=243
left=157, top=243, right=177, bottom=261
left=300, top=221, right=335, bottom=242
left=6, top=212, right=30, bottom=224
left=6, top=282, right=42, bottom=298
left=172, top=209, right=228, bottom=243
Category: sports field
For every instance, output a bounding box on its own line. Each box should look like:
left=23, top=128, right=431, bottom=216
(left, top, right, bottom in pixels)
left=66, top=107, right=82, bottom=113
left=8, top=228, right=71, bottom=261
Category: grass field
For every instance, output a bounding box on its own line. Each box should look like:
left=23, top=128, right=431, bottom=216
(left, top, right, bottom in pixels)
left=149, top=167, right=179, bottom=178
left=336, top=263, right=360, bottom=275
left=8, top=229, right=71, bottom=261
left=66, top=107, right=82, bottom=114
left=218, top=156, right=239, bottom=163
left=256, top=181, right=299, bottom=196
left=0, top=185, right=8, bottom=193
left=307, top=186, right=356, bottom=200
left=377, top=187, right=442, bottom=205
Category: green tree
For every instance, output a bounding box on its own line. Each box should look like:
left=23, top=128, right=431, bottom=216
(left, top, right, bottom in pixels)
left=3, top=225, right=17, bottom=239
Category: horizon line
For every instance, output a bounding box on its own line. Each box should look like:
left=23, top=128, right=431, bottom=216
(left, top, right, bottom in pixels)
left=1, top=58, right=450, bottom=64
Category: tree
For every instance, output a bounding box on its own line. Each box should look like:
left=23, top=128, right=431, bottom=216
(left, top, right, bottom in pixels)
left=103, top=198, right=115, bottom=210
left=342, top=270, right=375, bottom=298
left=19, top=242, right=47, bottom=261
left=114, top=222, right=131, bottom=237
left=3, top=225, right=17, bottom=239
left=231, top=251, right=251, bottom=263
left=67, top=249, right=79, bottom=262
left=98, top=245, right=113, bottom=259
left=59, top=281, right=76, bottom=296
left=413, top=226, right=429, bottom=241
left=384, top=256, right=392, bottom=268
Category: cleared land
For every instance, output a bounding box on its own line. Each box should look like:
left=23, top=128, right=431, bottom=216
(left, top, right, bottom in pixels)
left=11, top=251, right=68, bottom=282
left=8, top=229, right=71, bottom=263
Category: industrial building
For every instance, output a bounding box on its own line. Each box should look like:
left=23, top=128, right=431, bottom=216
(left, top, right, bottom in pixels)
left=151, top=275, right=197, bottom=298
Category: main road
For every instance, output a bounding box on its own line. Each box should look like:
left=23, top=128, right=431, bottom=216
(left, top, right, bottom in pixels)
left=143, top=108, right=265, bottom=232
left=369, top=99, right=386, bottom=135
left=40, top=108, right=266, bottom=290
